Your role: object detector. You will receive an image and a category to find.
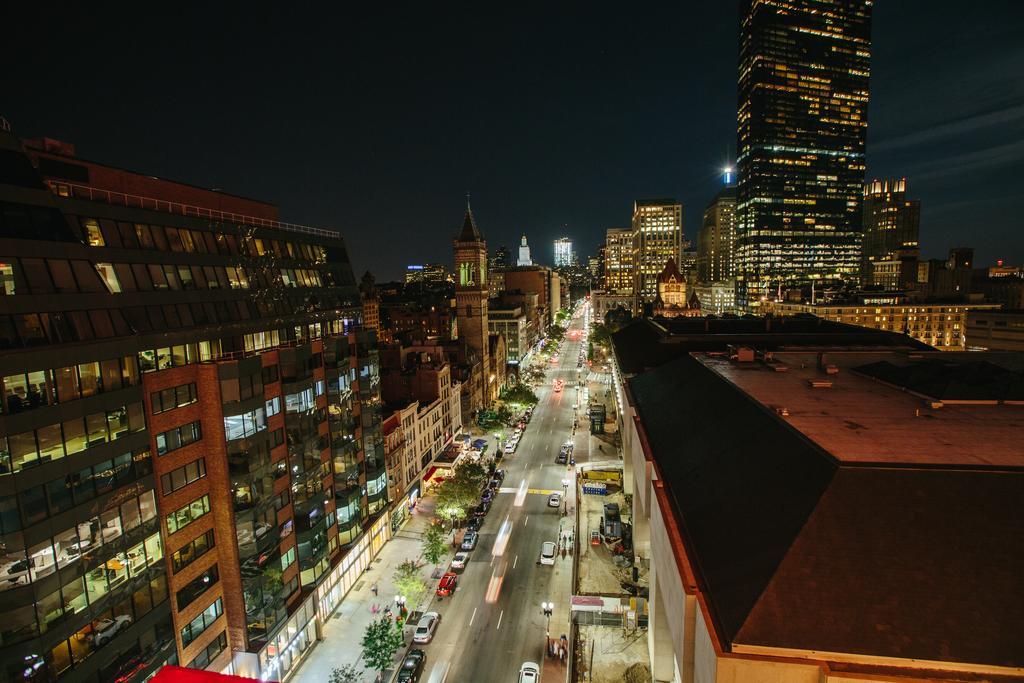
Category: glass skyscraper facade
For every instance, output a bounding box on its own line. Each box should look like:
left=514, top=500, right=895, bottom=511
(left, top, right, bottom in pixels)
left=735, top=0, right=873, bottom=309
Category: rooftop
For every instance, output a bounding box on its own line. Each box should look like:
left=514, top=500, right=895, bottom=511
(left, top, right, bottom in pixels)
left=700, top=352, right=1024, bottom=468
left=628, top=351, right=1024, bottom=670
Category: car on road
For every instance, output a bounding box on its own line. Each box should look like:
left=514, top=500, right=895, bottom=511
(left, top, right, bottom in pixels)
left=481, top=488, right=494, bottom=503
left=467, top=516, right=483, bottom=532
left=540, top=541, right=556, bottom=565
left=556, top=452, right=567, bottom=464
left=504, top=442, right=516, bottom=454
left=548, top=492, right=561, bottom=507
left=494, top=468, right=505, bottom=482
left=93, top=615, right=133, bottom=647
left=413, top=612, right=440, bottom=643
left=450, top=551, right=469, bottom=570
left=436, top=572, right=457, bottom=597
left=473, top=501, right=490, bottom=517
left=518, top=661, right=540, bottom=683
left=397, top=649, right=426, bottom=682
left=460, top=531, right=478, bottom=550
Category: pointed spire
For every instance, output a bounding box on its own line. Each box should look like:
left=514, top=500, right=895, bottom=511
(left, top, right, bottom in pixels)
left=456, top=193, right=483, bottom=241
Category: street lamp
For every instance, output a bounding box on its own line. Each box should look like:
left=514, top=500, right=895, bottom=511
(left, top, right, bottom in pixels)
left=541, top=601, right=554, bottom=651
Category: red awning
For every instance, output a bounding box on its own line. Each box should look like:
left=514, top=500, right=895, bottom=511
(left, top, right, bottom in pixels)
left=151, top=666, right=255, bottom=683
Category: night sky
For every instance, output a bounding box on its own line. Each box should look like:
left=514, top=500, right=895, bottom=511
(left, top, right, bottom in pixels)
left=5, top=3, right=1023, bottom=279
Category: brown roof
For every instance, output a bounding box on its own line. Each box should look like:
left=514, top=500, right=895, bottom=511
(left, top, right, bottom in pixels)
left=628, top=352, right=1024, bottom=671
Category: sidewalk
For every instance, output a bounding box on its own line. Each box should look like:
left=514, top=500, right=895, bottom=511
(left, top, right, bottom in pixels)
left=291, top=498, right=440, bottom=683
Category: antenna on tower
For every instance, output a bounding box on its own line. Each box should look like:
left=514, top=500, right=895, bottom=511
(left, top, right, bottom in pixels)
left=465, top=191, right=471, bottom=212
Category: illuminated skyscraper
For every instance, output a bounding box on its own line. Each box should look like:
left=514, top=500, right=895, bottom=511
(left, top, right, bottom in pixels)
left=735, top=0, right=873, bottom=309
left=517, top=234, right=533, bottom=266
left=553, top=237, right=573, bottom=267
left=861, top=178, right=920, bottom=285
left=632, top=199, right=683, bottom=303
left=604, top=228, right=636, bottom=294
left=698, top=180, right=737, bottom=284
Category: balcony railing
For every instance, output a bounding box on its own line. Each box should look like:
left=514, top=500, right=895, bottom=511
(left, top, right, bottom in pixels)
left=45, top=180, right=340, bottom=239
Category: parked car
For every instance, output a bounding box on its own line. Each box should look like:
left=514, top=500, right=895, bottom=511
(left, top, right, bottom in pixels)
left=493, top=468, right=505, bottom=482
left=397, top=649, right=426, bottom=682
left=548, top=492, right=561, bottom=508
left=481, top=488, right=494, bottom=503
left=461, top=531, right=478, bottom=550
left=473, top=501, right=490, bottom=517
left=518, top=661, right=540, bottom=683
left=467, top=516, right=483, bottom=533
left=93, top=615, right=133, bottom=647
left=556, top=452, right=567, bottom=464
left=540, top=541, right=556, bottom=565
left=413, top=612, right=440, bottom=643
left=504, top=442, right=516, bottom=454
left=436, top=572, right=458, bottom=597
left=450, top=551, right=469, bottom=571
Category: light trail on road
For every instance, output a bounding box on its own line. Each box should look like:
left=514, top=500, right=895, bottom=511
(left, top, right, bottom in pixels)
left=514, top=478, right=529, bottom=506
left=492, top=516, right=512, bottom=556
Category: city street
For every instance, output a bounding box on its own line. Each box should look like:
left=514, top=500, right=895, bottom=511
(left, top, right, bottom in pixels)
left=423, top=306, right=589, bottom=682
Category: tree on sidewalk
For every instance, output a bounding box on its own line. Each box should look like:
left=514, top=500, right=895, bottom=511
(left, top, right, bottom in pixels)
left=422, top=521, right=448, bottom=566
left=361, top=617, right=404, bottom=682
left=393, top=559, right=427, bottom=609
left=329, top=663, right=363, bottom=683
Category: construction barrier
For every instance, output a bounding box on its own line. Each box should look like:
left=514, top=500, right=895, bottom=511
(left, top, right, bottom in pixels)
left=580, top=469, right=622, bottom=482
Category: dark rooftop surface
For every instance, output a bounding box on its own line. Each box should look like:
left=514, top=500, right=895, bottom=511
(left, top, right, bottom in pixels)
left=854, top=357, right=1024, bottom=403
left=610, top=317, right=931, bottom=375
left=628, top=350, right=1024, bottom=669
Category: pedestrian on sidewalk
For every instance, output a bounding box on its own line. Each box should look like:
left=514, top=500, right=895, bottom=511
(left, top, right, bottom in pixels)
left=371, top=581, right=379, bottom=596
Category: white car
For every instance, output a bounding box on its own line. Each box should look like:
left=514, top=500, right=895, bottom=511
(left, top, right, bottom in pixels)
left=93, top=615, right=133, bottom=647
left=413, top=611, right=440, bottom=643
left=540, top=541, right=556, bottom=565
left=548, top=492, right=561, bottom=508
left=504, top=442, right=516, bottom=454
left=519, top=661, right=540, bottom=683
left=450, top=551, right=469, bottom=570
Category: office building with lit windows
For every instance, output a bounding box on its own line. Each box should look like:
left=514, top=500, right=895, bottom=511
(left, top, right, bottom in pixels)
left=862, top=178, right=920, bottom=287
left=697, top=184, right=736, bottom=285
left=553, top=237, right=573, bottom=267
left=603, top=228, right=636, bottom=296
left=632, top=200, right=682, bottom=304
left=735, top=0, right=873, bottom=309
left=0, top=130, right=388, bottom=683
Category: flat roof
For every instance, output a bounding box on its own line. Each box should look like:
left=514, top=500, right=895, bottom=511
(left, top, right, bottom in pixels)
left=699, top=351, right=1024, bottom=468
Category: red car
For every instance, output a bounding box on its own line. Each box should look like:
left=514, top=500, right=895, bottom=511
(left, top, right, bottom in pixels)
left=436, top=572, right=458, bottom=597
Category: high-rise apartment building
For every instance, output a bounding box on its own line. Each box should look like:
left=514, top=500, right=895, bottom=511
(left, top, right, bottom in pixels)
left=862, top=178, right=920, bottom=286
left=489, top=246, right=510, bottom=272
left=0, top=130, right=387, bottom=683
left=553, top=238, right=573, bottom=267
left=735, top=0, right=873, bottom=309
left=697, top=185, right=736, bottom=284
left=632, top=200, right=682, bottom=304
left=403, top=263, right=449, bottom=285
left=604, top=228, right=636, bottom=295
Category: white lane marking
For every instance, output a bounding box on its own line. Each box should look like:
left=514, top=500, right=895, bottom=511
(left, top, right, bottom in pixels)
left=469, top=607, right=478, bottom=626
left=496, top=610, right=504, bottom=630
left=513, top=554, right=518, bottom=569
left=524, top=515, right=529, bottom=526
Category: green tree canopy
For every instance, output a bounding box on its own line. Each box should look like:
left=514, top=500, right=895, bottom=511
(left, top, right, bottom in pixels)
left=546, top=324, right=566, bottom=342
left=329, top=663, right=362, bottom=683
left=501, top=384, right=538, bottom=405
left=393, top=559, right=428, bottom=608
left=591, top=323, right=612, bottom=347
left=423, top=522, right=448, bottom=565
left=361, top=618, right=405, bottom=680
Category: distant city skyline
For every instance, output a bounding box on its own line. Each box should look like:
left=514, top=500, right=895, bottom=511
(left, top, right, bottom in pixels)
left=5, top=3, right=1021, bottom=280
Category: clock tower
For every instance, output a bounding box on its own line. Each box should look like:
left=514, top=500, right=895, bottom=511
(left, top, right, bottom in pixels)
left=454, top=197, right=490, bottom=402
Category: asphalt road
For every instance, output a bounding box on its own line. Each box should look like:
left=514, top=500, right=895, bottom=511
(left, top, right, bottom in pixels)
left=415, top=306, right=589, bottom=683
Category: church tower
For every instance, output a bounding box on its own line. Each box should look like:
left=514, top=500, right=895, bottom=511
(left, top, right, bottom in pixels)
left=454, top=198, right=490, bottom=399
